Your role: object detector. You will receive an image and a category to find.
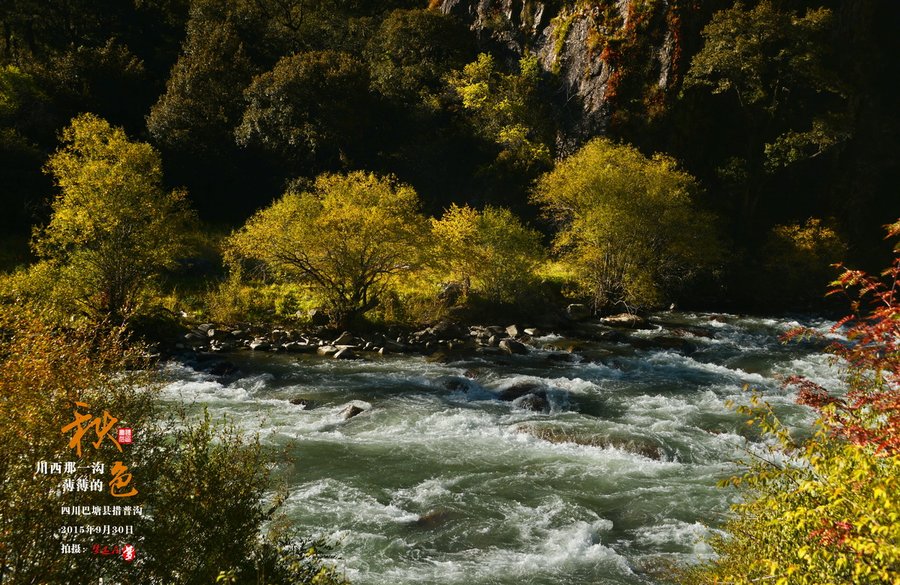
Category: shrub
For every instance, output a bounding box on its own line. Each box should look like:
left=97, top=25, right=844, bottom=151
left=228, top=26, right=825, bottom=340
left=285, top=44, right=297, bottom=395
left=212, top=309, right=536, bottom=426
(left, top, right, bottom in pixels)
left=0, top=306, right=347, bottom=584
left=682, top=220, right=900, bottom=585
left=430, top=203, right=545, bottom=305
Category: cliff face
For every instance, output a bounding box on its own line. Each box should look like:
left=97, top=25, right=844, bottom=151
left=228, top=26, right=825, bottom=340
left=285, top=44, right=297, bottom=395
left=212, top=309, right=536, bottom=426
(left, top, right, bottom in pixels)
left=438, top=0, right=688, bottom=152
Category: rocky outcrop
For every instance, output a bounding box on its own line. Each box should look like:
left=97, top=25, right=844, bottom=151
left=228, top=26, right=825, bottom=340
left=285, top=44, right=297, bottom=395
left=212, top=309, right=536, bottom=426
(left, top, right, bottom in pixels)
left=437, top=0, right=688, bottom=148
left=516, top=424, right=665, bottom=459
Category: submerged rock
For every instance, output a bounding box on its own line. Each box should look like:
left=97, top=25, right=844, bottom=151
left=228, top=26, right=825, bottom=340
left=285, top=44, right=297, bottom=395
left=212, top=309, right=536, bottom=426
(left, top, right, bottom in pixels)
left=289, top=398, right=314, bottom=410
left=515, top=393, right=549, bottom=413
left=517, top=425, right=664, bottom=460
left=341, top=404, right=365, bottom=420
left=499, top=338, right=528, bottom=355
left=208, top=361, right=238, bottom=376
left=410, top=509, right=453, bottom=529
left=498, top=381, right=543, bottom=401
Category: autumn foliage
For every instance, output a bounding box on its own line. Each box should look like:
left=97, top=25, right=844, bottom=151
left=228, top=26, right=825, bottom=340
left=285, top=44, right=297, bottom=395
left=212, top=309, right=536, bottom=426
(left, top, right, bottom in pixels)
left=684, top=220, right=900, bottom=585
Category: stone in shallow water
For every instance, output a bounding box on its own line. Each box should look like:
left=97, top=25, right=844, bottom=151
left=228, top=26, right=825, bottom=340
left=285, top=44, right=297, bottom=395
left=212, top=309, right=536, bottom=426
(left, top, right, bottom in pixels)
left=341, top=404, right=364, bottom=420
left=600, top=313, right=652, bottom=329
left=333, top=347, right=357, bottom=360
left=499, top=338, right=528, bottom=355
left=289, top=398, right=314, bottom=410
left=498, top=382, right=543, bottom=401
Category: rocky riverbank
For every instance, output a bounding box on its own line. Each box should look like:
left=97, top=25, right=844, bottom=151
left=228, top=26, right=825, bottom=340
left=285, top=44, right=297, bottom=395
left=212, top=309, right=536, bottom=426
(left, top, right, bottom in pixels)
left=166, top=303, right=723, bottom=373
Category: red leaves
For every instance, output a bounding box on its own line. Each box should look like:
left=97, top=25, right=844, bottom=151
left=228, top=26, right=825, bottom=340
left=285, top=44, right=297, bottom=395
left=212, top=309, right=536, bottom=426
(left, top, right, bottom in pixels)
left=783, top=218, right=900, bottom=455
left=810, top=519, right=853, bottom=548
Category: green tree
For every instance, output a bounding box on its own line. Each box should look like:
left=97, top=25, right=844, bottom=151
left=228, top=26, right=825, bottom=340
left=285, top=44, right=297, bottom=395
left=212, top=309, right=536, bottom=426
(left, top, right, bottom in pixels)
left=447, top=52, right=553, bottom=171
left=35, top=113, right=195, bottom=321
left=683, top=1, right=847, bottom=230
left=759, top=217, right=848, bottom=307
left=430, top=203, right=544, bottom=304
left=227, top=171, right=427, bottom=325
left=366, top=8, right=473, bottom=105
left=147, top=15, right=255, bottom=156
left=0, top=65, right=49, bottom=233
left=235, top=50, right=370, bottom=170
left=532, top=138, right=721, bottom=312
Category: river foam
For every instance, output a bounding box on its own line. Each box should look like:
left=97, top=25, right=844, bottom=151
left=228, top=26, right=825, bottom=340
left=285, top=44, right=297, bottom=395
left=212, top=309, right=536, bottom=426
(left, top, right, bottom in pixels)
left=159, top=312, right=839, bottom=585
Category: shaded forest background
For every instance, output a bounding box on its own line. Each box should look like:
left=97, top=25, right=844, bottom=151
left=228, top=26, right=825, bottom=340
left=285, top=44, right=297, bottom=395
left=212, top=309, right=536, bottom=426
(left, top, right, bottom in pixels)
left=1, top=0, right=898, bottom=314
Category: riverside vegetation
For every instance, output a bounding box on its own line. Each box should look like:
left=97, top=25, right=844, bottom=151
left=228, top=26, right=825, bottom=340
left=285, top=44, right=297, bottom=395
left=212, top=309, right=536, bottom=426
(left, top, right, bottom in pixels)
left=0, top=1, right=898, bottom=584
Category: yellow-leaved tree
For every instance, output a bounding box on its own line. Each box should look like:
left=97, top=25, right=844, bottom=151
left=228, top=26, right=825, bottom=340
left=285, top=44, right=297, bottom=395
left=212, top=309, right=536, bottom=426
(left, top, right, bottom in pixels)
left=532, top=138, right=722, bottom=312
left=430, top=203, right=544, bottom=304
left=32, top=113, right=195, bottom=322
left=227, top=171, right=428, bottom=326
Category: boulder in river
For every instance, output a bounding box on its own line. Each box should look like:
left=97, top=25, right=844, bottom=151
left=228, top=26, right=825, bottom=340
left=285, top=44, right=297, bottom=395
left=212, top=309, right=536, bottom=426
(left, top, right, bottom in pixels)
left=600, top=313, right=652, bottom=329
left=317, top=345, right=339, bottom=357
left=515, top=393, right=549, bottom=413
left=499, top=338, right=528, bottom=355
left=249, top=338, right=271, bottom=351
left=289, top=398, right=314, bottom=409
left=516, top=425, right=663, bottom=460
left=341, top=404, right=365, bottom=419
left=332, top=331, right=356, bottom=345
left=411, top=509, right=452, bottom=529
left=498, top=381, right=543, bottom=401
left=630, top=336, right=697, bottom=354
left=334, top=347, right=358, bottom=360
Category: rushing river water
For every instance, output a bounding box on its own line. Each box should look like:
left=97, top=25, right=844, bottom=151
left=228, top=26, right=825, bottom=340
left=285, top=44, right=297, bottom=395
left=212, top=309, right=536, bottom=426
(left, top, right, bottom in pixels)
left=161, top=312, right=842, bottom=585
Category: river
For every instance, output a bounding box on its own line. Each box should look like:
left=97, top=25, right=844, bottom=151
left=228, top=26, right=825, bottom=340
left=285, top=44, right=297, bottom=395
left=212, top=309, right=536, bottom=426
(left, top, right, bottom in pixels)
left=160, top=312, right=842, bottom=585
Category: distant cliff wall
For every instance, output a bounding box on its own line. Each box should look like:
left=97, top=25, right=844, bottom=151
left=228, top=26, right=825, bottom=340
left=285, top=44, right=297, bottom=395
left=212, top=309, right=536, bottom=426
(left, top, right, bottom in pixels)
left=438, top=0, right=699, bottom=152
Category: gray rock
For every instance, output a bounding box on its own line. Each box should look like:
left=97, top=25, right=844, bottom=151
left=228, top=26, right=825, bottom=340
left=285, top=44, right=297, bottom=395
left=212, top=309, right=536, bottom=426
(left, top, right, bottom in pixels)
left=341, top=404, right=364, bottom=419
left=317, top=345, right=338, bottom=356
left=333, top=347, right=357, bottom=360
left=600, top=313, right=652, bottom=329
left=249, top=339, right=270, bottom=351
left=498, top=381, right=543, bottom=401
left=516, top=393, right=549, bottom=413
left=332, top=331, right=355, bottom=345
left=505, top=324, right=521, bottom=337
left=499, top=338, right=528, bottom=355
left=207, top=328, right=228, bottom=340
left=289, top=398, right=314, bottom=409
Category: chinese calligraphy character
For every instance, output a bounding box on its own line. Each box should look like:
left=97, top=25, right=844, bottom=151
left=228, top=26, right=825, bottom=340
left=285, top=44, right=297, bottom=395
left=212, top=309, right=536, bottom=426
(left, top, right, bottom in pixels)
left=61, top=402, right=121, bottom=457
left=109, top=461, right=137, bottom=498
